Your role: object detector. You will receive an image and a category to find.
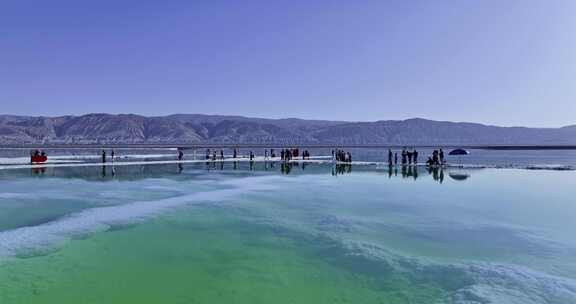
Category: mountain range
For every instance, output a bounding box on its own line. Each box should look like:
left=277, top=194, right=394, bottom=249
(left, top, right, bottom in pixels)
left=0, top=113, right=574, bottom=146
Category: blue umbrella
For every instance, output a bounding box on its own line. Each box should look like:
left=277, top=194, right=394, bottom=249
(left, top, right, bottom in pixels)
left=449, top=148, right=470, bottom=167
left=449, top=148, right=470, bottom=156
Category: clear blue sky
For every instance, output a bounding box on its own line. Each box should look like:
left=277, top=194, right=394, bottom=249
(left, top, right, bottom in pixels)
left=1, top=0, right=575, bottom=127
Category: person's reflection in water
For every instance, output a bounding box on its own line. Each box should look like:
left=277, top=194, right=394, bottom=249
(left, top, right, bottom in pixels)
left=427, top=166, right=445, bottom=184
left=302, top=162, right=307, bottom=170
left=233, top=161, right=238, bottom=170
left=282, top=162, right=292, bottom=175
left=428, top=166, right=437, bottom=181
left=439, top=168, right=444, bottom=184
left=219, top=161, right=224, bottom=171
left=112, top=165, right=116, bottom=177
left=249, top=160, right=254, bottom=171
left=332, top=164, right=352, bottom=176
left=406, top=165, right=413, bottom=178
left=32, top=167, right=46, bottom=176
left=101, top=165, right=106, bottom=178
left=413, top=165, right=419, bottom=180
left=178, top=163, right=183, bottom=174
left=401, top=165, right=407, bottom=178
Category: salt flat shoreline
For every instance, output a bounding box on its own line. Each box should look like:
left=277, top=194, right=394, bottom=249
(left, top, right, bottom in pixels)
left=1, top=144, right=576, bottom=150
left=0, top=155, right=573, bottom=171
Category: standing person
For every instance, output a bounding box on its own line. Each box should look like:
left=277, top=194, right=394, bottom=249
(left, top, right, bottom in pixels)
left=101, top=150, right=106, bottom=163
left=347, top=152, right=352, bottom=163
left=388, top=149, right=393, bottom=165
left=394, top=152, right=398, bottom=165
left=220, top=150, right=224, bottom=160
left=439, top=148, right=445, bottom=164
left=212, top=151, right=217, bottom=161
left=413, top=149, right=418, bottom=165
left=178, top=149, right=184, bottom=161
left=271, top=149, right=275, bottom=158
left=432, top=150, right=439, bottom=165
left=233, top=148, right=237, bottom=159
left=206, top=149, right=211, bottom=160
left=401, top=148, right=407, bottom=165
left=265, top=149, right=268, bottom=160
left=111, top=150, right=115, bottom=162
left=280, top=149, right=285, bottom=161
left=407, top=150, right=413, bottom=164
left=249, top=151, right=254, bottom=161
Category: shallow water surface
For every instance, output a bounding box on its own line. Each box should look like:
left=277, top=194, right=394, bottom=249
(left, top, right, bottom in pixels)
left=0, top=163, right=575, bottom=303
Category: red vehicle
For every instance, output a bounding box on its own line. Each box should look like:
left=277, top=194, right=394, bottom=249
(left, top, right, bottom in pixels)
left=30, top=150, right=48, bottom=164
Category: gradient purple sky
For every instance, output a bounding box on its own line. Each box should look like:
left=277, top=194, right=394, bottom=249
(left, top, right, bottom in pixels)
left=1, top=0, right=575, bottom=127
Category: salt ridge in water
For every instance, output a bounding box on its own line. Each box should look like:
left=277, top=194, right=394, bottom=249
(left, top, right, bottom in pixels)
left=0, top=175, right=278, bottom=261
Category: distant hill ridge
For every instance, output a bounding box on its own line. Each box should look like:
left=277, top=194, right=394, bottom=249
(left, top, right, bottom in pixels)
left=0, top=113, right=574, bottom=145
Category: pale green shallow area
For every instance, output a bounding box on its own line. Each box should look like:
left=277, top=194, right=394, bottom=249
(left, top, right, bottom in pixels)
left=0, top=209, right=446, bottom=304
left=0, top=163, right=575, bottom=304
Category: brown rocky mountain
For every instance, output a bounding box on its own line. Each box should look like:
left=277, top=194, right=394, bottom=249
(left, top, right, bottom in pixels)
left=0, top=114, right=574, bottom=145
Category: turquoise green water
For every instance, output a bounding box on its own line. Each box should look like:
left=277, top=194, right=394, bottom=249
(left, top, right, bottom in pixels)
left=0, top=163, right=575, bottom=303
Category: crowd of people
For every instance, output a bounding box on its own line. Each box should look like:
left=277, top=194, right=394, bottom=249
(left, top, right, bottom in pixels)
left=30, top=150, right=48, bottom=163
left=388, top=148, right=419, bottom=165
left=28, top=146, right=449, bottom=169
left=333, top=149, right=352, bottom=163
left=279, top=148, right=310, bottom=161
left=200, top=148, right=312, bottom=162
left=205, top=149, right=227, bottom=161
left=27, top=146, right=458, bottom=182
left=386, top=147, right=447, bottom=167
left=102, top=147, right=446, bottom=169
left=425, top=149, right=445, bottom=166
left=180, top=147, right=450, bottom=168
